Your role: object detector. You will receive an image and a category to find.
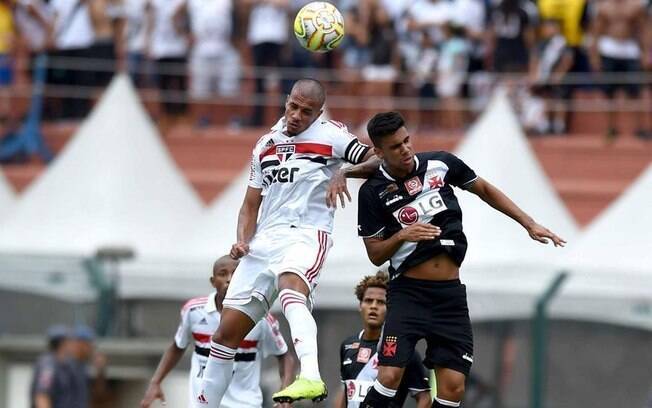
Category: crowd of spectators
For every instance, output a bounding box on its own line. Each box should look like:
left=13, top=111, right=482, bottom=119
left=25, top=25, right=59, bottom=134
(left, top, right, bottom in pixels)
left=1, top=0, right=652, bottom=138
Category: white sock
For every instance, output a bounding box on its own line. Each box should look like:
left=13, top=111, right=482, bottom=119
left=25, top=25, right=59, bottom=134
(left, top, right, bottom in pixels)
left=435, top=397, right=461, bottom=407
left=197, top=341, right=236, bottom=406
left=279, top=289, right=321, bottom=381
left=373, top=380, right=397, bottom=397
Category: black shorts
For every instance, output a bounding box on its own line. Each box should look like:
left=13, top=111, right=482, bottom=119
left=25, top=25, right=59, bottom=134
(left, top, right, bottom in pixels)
left=600, top=56, right=641, bottom=98
left=379, top=276, right=473, bottom=376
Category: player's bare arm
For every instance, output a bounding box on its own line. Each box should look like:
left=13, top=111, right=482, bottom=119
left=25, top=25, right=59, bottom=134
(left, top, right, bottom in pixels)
left=467, top=177, right=566, bottom=247
left=327, top=150, right=379, bottom=209
left=363, top=223, right=442, bottom=266
left=140, top=343, right=186, bottom=408
left=231, top=187, right=263, bottom=259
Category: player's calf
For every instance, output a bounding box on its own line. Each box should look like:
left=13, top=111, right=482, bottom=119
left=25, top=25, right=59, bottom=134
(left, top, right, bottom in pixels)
left=360, top=380, right=397, bottom=408
left=279, top=288, right=321, bottom=381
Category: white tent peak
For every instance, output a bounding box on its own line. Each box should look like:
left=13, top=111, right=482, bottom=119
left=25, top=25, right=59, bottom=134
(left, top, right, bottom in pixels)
left=550, top=164, right=652, bottom=330
left=0, top=74, right=204, bottom=256
left=0, top=169, right=14, bottom=216
left=454, top=88, right=578, bottom=320
left=563, top=164, right=652, bottom=275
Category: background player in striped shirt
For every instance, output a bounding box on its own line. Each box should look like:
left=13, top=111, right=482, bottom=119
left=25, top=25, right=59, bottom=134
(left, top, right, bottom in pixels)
left=140, top=255, right=296, bottom=408
left=336, top=271, right=431, bottom=408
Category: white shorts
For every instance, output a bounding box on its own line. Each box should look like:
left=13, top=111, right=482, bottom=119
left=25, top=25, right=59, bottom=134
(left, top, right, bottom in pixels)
left=223, top=226, right=333, bottom=322
left=189, top=47, right=240, bottom=99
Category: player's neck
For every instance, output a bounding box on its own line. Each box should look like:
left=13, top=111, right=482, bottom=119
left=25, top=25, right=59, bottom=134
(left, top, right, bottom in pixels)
left=383, top=161, right=414, bottom=180
left=361, top=327, right=382, bottom=341
left=214, top=293, right=224, bottom=312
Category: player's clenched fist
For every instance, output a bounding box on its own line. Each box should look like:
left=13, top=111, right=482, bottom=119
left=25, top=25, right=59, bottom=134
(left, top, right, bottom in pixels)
left=397, top=223, right=441, bottom=242
left=230, top=242, right=250, bottom=259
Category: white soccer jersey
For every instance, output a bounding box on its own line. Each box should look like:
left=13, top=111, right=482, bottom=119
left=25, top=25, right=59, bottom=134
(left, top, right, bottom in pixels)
left=187, top=0, right=233, bottom=57
left=248, top=117, right=370, bottom=233
left=149, top=0, right=188, bottom=59
left=174, top=294, right=288, bottom=408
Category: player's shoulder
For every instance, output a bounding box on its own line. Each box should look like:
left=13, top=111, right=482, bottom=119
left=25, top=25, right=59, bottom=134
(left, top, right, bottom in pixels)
left=314, top=118, right=357, bottom=139
left=340, top=333, right=361, bottom=350
left=360, top=170, right=392, bottom=197
left=417, top=150, right=455, bottom=162
left=180, top=295, right=208, bottom=314
left=252, top=130, right=277, bottom=156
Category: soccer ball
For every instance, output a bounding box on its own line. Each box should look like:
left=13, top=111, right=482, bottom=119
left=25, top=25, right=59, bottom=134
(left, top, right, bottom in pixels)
left=293, top=2, right=345, bottom=53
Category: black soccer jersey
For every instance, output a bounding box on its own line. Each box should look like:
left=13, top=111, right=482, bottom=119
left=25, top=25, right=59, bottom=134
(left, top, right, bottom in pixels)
left=340, top=332, right=430, bottom=408
left=357, top=152, right=478, bottom=277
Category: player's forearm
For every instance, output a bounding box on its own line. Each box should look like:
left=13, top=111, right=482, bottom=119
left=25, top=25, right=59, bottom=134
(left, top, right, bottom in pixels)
left=150, top=343, right=185, bottom=385
left=471, top=179, right=535, bottom=229
left=236, top=204, right=258, bottom=244
left=343, top=153, right=380, bottom=179
left=364, top=233, right=405, bottom=266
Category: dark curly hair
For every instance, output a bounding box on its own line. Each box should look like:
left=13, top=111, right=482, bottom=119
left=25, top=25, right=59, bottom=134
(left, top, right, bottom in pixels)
left=366, top=111, right=406, bottom=147
left=355, top=271, right=389, bottom=302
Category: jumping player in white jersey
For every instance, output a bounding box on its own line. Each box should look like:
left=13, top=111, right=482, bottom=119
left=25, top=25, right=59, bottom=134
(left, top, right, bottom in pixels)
left=197, top=78, right=376, bottom=405
left=140, top=256, right=296, bottom=408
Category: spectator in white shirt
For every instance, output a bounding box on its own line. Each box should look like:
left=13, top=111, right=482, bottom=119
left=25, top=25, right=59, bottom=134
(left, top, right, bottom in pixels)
left=245, top=0, right=290, bottom=127
left=181, top=0, right=240, bottom=128
left=146, top=0, right=189, bottom=126
left=49, top=0, right=96, bottom=119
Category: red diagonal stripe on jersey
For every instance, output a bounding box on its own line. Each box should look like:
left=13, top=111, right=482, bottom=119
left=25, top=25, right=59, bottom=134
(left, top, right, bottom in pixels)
left=239, top=340, right=258, bottom=348
left=193, top=332, right=211, bottom=343
left=259, top=143, right=333, bottom=161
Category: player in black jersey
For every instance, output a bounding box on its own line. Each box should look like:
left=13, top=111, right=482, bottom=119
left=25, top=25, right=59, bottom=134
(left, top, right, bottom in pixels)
left=356, top=112, right=566, bottom=408
left=336, top=272, right=431, bottom=408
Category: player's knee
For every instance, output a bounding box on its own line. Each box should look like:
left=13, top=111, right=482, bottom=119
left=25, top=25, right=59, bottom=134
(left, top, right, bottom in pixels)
left=436, top=381, right=465, bottom=402
left=376, top=368, right=402, bottom=390
left=211, top=328, right=238, bottom=349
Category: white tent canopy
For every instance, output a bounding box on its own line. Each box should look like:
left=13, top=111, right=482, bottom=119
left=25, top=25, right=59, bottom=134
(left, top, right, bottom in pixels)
left=0, top=169, right=14, bottom=219
left=551, top=164, right=652, bottom=330
left=454, top=89, right=579, bottom=321
left=0, top=75, right=204, bottom=258
left=118, top=169, right=250, bottom=299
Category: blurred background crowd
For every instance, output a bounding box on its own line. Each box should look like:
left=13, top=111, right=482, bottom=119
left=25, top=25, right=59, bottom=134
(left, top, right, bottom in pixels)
left=0, top=0, right=651, bottom=147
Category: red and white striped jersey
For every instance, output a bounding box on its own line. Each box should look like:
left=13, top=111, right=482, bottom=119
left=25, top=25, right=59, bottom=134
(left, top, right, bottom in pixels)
left=174, top=294, right=288, bottom=407
left=249, top=116, right=370, bottom=233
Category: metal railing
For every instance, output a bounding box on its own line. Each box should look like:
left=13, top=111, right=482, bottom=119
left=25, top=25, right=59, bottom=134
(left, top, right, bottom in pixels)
left=5, top=55, right=652, bottom=114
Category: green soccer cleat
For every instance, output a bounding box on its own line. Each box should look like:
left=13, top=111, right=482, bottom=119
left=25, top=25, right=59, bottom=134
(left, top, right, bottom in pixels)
left=272, top=376, right=328, bottom=403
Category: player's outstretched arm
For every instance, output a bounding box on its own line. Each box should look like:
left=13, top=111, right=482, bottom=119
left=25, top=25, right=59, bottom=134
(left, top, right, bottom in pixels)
left=467, top=177, right=566, bottom=247
left=140, top=343, right=186, bottom=408
left=231, top=187, right=263, bottom=259
left=327, top=152, right=379, bottom=209
left=363, top=223, right=442, bottom=266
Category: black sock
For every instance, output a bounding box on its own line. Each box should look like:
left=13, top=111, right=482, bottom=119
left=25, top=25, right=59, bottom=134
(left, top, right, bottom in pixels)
left=360, top=386, right=394, bottom=408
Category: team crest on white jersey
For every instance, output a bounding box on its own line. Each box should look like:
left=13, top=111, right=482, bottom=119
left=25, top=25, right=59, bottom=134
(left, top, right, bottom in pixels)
left=276, top=145, right=296, bottom=162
